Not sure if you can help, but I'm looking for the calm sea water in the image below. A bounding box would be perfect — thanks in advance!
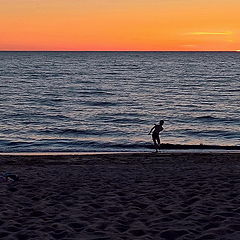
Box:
[0,51,239,152]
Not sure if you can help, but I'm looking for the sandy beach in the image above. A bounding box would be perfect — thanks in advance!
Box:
[1,152,240,239]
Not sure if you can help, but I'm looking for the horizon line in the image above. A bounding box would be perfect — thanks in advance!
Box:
[0,50,239,52]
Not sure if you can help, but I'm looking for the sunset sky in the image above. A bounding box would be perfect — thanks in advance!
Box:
[0,0,240,51]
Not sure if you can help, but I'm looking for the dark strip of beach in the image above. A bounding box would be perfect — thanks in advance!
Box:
[0,150,240,239]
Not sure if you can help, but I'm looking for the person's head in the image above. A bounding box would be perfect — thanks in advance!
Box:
[159,120,164,125]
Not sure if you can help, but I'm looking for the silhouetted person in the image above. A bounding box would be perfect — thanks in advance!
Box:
[149,120,164,152]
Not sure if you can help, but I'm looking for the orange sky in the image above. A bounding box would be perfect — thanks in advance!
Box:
[0,0,240,51]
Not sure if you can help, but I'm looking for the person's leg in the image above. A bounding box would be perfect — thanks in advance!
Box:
[152,136,158,152]
[156,135,161,151]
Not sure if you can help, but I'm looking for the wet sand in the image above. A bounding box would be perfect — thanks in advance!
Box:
[1,152,240,239]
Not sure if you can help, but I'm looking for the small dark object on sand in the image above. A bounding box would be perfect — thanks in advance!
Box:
[0,173,19,182]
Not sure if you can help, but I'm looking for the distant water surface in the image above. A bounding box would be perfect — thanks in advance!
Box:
[0,51,239,152]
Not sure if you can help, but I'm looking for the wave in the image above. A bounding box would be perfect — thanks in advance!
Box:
[83,101,119,107]
[184,129,239,138]
[195,116,239,123]
[5,113,71,121]
[112,118,147,124]
[76,90,115,96]
[39,128,123,136]
[196,116,216,120]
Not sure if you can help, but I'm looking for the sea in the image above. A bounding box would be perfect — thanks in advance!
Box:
[0,51,239,152]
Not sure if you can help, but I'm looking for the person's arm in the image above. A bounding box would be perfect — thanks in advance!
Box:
[148,126,155,135]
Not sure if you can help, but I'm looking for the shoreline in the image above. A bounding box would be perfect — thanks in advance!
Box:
[0,151,239,166]
[0,142,240,156]
[0,143,239,155]
[0,149,240,156]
